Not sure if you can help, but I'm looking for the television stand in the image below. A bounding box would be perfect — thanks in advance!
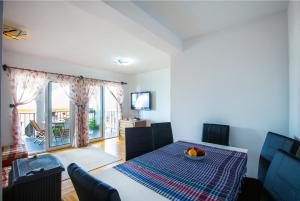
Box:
[119,119,147,136]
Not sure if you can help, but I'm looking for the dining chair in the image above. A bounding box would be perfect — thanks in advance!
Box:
[263,150,300,201]
[238,150,300,201]
[125,127,153,160]
[258,132,295,182]
[68,163,121,201]
[151,122,174,150]
[202,123,230,146]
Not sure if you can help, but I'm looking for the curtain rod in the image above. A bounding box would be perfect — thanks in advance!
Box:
[2,64,127,85]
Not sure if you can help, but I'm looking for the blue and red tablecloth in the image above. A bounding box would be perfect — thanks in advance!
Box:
[114,141,247,201]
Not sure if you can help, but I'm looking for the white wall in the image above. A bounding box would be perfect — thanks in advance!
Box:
[171,12,289,178]
[128,68,170,124]
[288,1,300,138]
[1,50,130,145]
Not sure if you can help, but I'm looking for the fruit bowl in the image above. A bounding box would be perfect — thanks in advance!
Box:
[184,147,206,160]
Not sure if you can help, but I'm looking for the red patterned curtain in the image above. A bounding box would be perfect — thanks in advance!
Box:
[5,67,124,147]
[55,75,97,147]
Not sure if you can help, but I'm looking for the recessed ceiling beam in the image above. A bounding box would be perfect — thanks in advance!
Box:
[69,1,182,55]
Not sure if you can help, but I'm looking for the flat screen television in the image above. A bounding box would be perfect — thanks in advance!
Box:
[131,91,151,110]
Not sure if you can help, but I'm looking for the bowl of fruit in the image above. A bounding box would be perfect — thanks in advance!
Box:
[184,147,206,160]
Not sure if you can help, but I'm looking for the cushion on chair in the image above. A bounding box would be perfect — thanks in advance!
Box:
[2,144,28,167]
[68,163,121,201]
[259,132,295,182]
[125,127,153,161]
[151,122,173,149]
[264,150,300,201]
[202,123,230,146]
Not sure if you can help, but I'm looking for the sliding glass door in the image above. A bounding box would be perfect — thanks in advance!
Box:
[18,89,46,154]
[104,87,120,138]
[18,80,121,154]
[48,82,71,148]
[88,86,103,140]
[44,83,121,151]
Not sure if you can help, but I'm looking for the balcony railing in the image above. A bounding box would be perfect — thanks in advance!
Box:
[19,112,36,135]
[52,111,70,122]
[104,111,119,130]
[19,110,119,132]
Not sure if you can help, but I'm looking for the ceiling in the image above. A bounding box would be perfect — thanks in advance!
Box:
[3,1,170,74]
[3,1,288,74]
[135,1,288,40]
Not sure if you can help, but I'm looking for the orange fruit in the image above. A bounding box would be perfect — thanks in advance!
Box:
[188,148,197,156]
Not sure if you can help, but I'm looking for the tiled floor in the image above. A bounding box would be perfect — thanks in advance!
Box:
[23,136,71,154]
[24,137,45,154]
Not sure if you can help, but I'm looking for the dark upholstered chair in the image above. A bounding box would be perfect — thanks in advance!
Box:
[202,123,230,146]
[238,150,300,201]
[264,150,300,201]
[68,163,121,201]
[258,132,295,183]
[151,122,174,149]
[125,127,153,161]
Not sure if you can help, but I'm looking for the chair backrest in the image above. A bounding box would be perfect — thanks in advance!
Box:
[68,163,121,201]
[259,132,295,182]
[261,132,295,161]
[151,122,173,150]
[125,127,153,161]
[202,123,230,146]
[30,120,41,131]
[264,150,300,201]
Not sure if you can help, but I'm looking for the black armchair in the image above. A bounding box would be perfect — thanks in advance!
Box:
[68,163,121,201]
[238,150,300,201]
[258,132,295,182]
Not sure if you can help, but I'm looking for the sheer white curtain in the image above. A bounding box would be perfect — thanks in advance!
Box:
[7,68,48,144]
[105,83,124,120]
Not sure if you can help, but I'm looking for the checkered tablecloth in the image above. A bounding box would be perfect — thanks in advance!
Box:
[2,144,28,167]
[114,141,247,201]
[2,166,11,188]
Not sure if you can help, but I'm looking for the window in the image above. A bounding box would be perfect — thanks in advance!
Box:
[48,82,71,148]
[88,86,103,140]
[104,87,120,138]
[19,82,120,153]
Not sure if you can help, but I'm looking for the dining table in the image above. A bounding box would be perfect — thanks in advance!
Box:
[95,141,248,201]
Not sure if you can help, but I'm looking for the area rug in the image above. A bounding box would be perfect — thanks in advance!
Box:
[52,146,121,180]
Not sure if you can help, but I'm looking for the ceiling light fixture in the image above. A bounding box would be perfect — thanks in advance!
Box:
[114,57,133,66]
[3,24,27,40]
